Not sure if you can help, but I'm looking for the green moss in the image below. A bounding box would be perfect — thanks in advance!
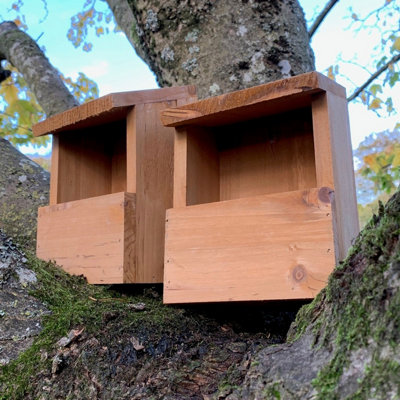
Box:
[262,383,281,399]
[0,254,189,399]
[290,192,400,398]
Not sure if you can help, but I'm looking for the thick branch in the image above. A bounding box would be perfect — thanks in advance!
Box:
[347,53,400,102]
[308,0,339,38]
[0,21,77,116]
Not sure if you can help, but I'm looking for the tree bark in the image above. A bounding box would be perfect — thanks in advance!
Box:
[0,21,77,117]
[0,138,49,250]
[0,21,77,249]
[108,0,315,98]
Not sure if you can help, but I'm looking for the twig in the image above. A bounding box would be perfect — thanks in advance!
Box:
[347,53,400,102]
[309,0,340,38]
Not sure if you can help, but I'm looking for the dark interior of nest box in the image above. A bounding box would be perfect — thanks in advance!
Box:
[185,107,317,206]
[55,120,127,203]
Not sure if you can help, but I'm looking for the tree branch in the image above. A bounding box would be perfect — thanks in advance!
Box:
[308,0,340,38]
[347,53,400,102]
[0,21,77,116]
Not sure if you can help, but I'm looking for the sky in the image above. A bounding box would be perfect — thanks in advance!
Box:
[0,0,398,155]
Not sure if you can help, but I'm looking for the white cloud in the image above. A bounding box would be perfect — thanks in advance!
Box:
[79,60,110,79]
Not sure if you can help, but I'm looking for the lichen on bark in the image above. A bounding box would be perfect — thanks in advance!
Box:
[109,0,315,98]
[0,138,49,251]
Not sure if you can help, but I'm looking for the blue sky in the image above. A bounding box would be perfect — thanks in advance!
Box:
[0,0,398,154]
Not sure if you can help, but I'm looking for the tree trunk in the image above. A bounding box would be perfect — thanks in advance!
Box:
[108,0,315,98]
[0,21,79,249]
[0,138,49,250]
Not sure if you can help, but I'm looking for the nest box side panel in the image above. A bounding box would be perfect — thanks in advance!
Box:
[37,192,135,284]
[164,187,335,304]
[312,92,359,261]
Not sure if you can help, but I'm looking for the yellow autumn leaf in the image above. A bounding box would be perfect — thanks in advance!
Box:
[13,18,22,27]
[360,92,367,104]
[369,98,382,110]
[392,37,400,52]
[96,27,104,36]
[1,84,19,106]
[363,154,377,168]
[392,146,400,167]
[327,66,335,80]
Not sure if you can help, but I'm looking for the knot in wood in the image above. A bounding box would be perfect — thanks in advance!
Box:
[318,187,333,203]
[292,264,306,282]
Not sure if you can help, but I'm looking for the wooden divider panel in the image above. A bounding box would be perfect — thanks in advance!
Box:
[134,101,177,282]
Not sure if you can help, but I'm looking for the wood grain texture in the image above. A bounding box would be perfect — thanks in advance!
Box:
[186,126,220,206]
[55,121,126,203]
[33,85,197,137]
[49,134,59,206]
[312,92,359,261]
[164,188,335,304]
[218,108,316,200]
[134,101,177,283]
[161,72,346,128]
[37,192,135,284]
[173,127,188,208]
[126,107,137,194]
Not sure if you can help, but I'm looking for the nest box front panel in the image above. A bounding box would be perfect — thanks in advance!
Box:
[164,187,335,304]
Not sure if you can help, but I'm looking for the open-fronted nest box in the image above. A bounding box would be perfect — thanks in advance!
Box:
[34,86,197,284]
[161,72,359,304]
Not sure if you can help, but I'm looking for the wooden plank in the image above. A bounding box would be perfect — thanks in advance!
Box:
[186,126,220,206]
[161,72,346,128]
[312,92,359,261]
[126,107,137,193]
[111,123,127,193]
[33,86,197,137]
[164,188,335,304]
[36,192,136,284]
[134,101,177,283]
[123,192,136,283]
[311,94,334,189]
[219,108,316,201]
[173,127,188,208]
[49,134,59,205]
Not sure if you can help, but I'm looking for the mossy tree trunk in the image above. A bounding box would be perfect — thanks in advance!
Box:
[107,0,315,98]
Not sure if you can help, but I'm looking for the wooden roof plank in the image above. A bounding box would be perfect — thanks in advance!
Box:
[161,72,346,128]
[33,85,197,137]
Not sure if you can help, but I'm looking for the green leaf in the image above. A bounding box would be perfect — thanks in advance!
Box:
[370,84,382,96]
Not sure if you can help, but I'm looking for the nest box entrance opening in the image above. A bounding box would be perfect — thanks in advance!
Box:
[184,107,316,207]
[53,120,127,203]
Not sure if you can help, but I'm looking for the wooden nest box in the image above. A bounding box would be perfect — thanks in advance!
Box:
[161,72,359,304]
[34,86,197,284]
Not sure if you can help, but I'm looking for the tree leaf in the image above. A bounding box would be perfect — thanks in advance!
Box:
[392,37,400,52]
[370,84,382,96]
[368,98,382,110]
